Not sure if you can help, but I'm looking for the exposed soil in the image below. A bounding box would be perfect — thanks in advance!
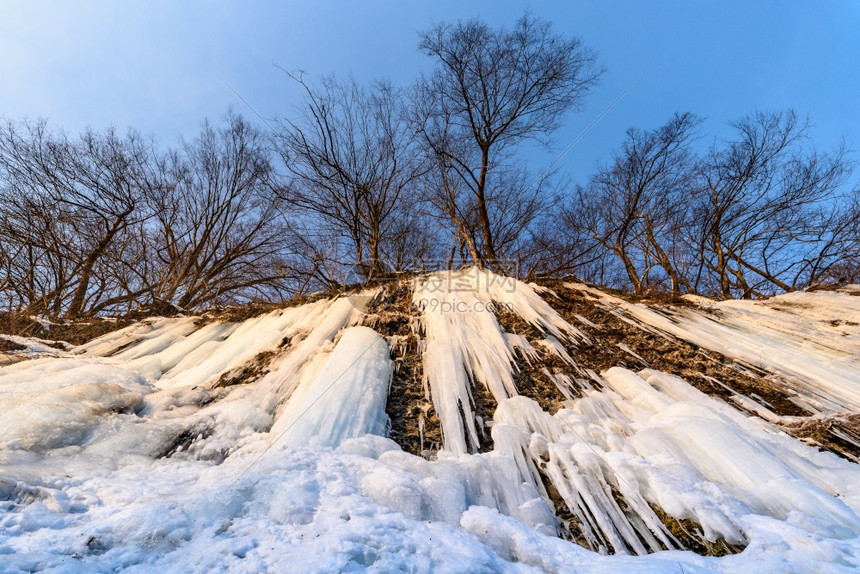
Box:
[200,292,335,326]
[784,414,860,462]
[212,344,287,389]
[495,308,576,413]
[0,292,336,347]
[0,337,26,352]
[469,375,498,453]
[806,284,860,296]
[0,312,136,346]
[650,505,745,557]
[363,283,443,457]
[537,281,807,413]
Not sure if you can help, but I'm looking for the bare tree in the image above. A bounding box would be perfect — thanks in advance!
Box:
[277,74,428,282]
[0,119,154,318]
[144,113,297,309]
[414,12,601,268]
[0,193,67,315]
[0,114,301,318]
[790,190,860,288]
[573,113,702,295]
[566,110,857,298]
[696,110,852,298]
[520,187,609,280]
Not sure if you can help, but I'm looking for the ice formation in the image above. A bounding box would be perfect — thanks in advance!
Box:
[567,282,860,414]
[1,272,860,572]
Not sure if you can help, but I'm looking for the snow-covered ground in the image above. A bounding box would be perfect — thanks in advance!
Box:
[1,271,859,572]
[0,335,70,367]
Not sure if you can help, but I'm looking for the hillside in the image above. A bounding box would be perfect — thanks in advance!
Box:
[1,269,859,572]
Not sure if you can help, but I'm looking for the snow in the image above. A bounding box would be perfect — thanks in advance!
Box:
[0,358,153,451]
[2,276,860,572]
[0,335,70,369]
[0,334,69,356]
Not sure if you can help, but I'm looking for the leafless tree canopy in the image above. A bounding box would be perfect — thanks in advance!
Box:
[145,113,298,309]
[0,114,299,319]
[276,74,431,283]
[1,13,857,321]
[565,110,858,297]
[0,120,153,318]
[694,111,854,297]
[571,113,703,296]
[413,12,602,269]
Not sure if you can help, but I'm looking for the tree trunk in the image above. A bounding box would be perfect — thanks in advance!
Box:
[475,148,498,266]
[616,245,642,295]
[65,210,132,318]
[644,217,688,296]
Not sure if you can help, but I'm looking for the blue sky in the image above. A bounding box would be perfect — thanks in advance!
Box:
[1,1,858,179]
